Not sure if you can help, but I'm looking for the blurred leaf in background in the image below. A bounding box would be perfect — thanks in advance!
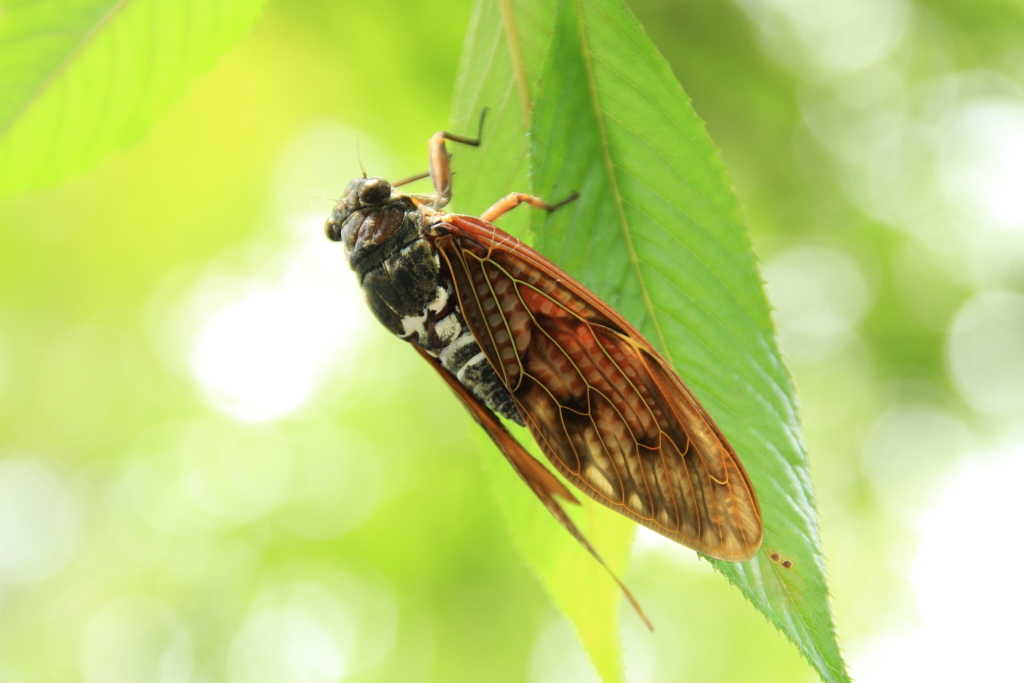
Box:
[0,0,268,196]
[1,1,1023,682]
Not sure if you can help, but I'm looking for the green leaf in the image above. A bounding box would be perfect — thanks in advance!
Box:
[472,428,636,683]
[452,0,847,680]
[450,2,634,682]
[448,0,553,232]
[0,0,266,198]
[529,1,849,682]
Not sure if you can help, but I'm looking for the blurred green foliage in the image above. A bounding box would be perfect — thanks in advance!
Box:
[0,0,268,196]
[2,0,1024,682]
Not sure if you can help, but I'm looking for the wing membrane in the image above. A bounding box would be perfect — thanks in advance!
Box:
[433,214,762,562]
[412,344,652,629]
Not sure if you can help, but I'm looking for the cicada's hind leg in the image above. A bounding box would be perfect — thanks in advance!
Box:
[479,191,579,222]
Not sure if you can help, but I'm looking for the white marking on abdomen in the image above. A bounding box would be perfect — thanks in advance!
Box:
[434,313,461,345]
[439,333,477,365]
[427,286,449,313]
[400,313,427,338]
[456,351,488,382]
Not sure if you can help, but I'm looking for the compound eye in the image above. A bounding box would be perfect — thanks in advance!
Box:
[358,178,391,204]
[325,217,341,242]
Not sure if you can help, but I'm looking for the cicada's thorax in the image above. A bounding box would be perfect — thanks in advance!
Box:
[325,177,522,425]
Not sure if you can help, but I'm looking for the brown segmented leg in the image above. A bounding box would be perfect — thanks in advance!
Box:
[425,109,488,208]
[480,191,580,222]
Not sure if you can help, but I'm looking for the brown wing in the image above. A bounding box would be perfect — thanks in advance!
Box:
[431,214,762,562]
[411,344,653,630]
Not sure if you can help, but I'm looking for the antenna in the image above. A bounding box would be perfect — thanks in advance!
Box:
[355,138,367,178]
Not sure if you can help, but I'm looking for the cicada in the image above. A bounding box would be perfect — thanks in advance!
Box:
[325,114,762,623]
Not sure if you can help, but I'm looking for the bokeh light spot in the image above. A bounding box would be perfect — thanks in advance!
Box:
[853,448,1024,681]
[126,419,293,530]
[737,0,910,78]
[229,603,350,683]
[862,402,967,507]
[192,285,326,420]
[188,230,367,422]
[227,574,398,683]
[764,246,873,364]
[529,616,600,683]
[938,98,1024,232]
[80,596,192,683]
[0,458,76,584]
[947,290,1024,415]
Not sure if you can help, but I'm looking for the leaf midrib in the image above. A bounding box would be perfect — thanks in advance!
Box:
[499,0,531,120]
[571,0,673,366]
[572,5,841,677]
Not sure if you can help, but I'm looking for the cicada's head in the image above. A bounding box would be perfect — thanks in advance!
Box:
[324,177,392,243]
[325,177,418,277]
